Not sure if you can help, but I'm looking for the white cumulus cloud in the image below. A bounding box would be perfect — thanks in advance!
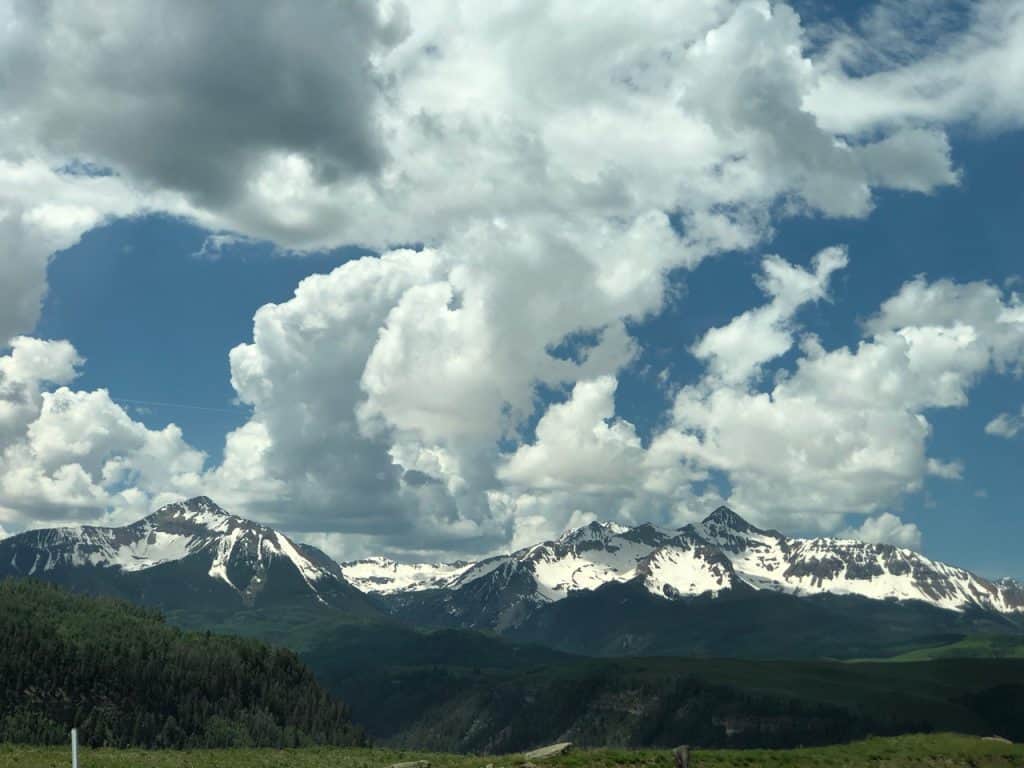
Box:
[986,408,1024,438]
[841,512,922,549]
[693,247,848,384]
[668,271,1023,532]
[0,0,1022,558]
[0,338,206,531]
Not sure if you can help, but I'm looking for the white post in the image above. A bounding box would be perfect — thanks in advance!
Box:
[71,728,78,768]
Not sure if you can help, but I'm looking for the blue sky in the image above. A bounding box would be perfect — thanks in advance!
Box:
[26,126,1022,576]
[1,0,1022,571]
[36,219,365,460]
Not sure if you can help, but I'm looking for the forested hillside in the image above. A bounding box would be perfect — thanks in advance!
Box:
[318,652,1024,753]
[0,580,365,749]
[177,604,1024,753]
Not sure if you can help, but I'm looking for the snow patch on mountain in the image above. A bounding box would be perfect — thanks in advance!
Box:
[641,545,735,598]
[449,555,514,588]
[527,523,666,601]
[687,512,1021,614]
[115,531,196,572]
[208,527,244,588]
[340,556,478,595]
[351,506,1024,616]
[1,496,342,603]
[9,497,1018,618]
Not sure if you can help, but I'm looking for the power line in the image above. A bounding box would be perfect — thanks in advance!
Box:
[111,397,246,415]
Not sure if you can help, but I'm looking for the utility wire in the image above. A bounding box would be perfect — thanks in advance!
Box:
[111,397,246,415]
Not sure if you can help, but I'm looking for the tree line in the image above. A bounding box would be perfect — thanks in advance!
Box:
[0,579,366,749]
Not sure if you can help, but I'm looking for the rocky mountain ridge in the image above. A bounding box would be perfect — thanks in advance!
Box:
[0,496,370,612]
[343,506,1024,628]
[2,497,1019,625]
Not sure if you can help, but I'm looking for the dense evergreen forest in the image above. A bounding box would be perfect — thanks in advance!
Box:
[319,651,1024,752]
[0,580,365,749]
[187,605,1024,753]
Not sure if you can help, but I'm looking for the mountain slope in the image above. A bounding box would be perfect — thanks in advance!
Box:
[0,579,364,748]
[354,507,1023,636]
[3,498,1020,662]
[341,555,479,595]
[693,507,1020,612]
[309,628,1024,751]
[506,580,1021,658]
[166,599,1024,752]
[0,496,377,614]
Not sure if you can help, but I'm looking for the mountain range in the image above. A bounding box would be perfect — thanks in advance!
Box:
[1,496,1021,658]
[342,504,1024,628]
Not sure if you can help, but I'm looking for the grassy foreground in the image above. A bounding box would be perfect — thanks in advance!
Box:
[3,734,1022,768]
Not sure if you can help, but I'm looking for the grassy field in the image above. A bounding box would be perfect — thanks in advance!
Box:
[3,734,1023,768]
[878,635,1024,662]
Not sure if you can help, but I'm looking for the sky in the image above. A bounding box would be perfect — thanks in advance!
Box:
[0,0,1022,577]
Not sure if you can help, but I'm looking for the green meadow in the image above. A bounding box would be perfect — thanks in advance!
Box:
[4,734,1024,768]
[878,635,1024,662]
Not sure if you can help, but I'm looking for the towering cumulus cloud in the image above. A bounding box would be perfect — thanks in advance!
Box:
[0,0,1022,556]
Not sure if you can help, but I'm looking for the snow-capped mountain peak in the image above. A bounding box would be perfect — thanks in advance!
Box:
[8,499,1017,623]
[0,497,359,610]
[149,495,235,529]
[556,519,631,544]
[348,507,1024,623]
[702,505,758,532]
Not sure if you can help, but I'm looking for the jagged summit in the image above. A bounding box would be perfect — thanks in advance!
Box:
[0,496,369,612]
[345,506,1024,623]
[4,498,1023,624]
[144,496,240,530]
[700,505,757,532]
[556,519,630,544]
[169,495,229,516]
